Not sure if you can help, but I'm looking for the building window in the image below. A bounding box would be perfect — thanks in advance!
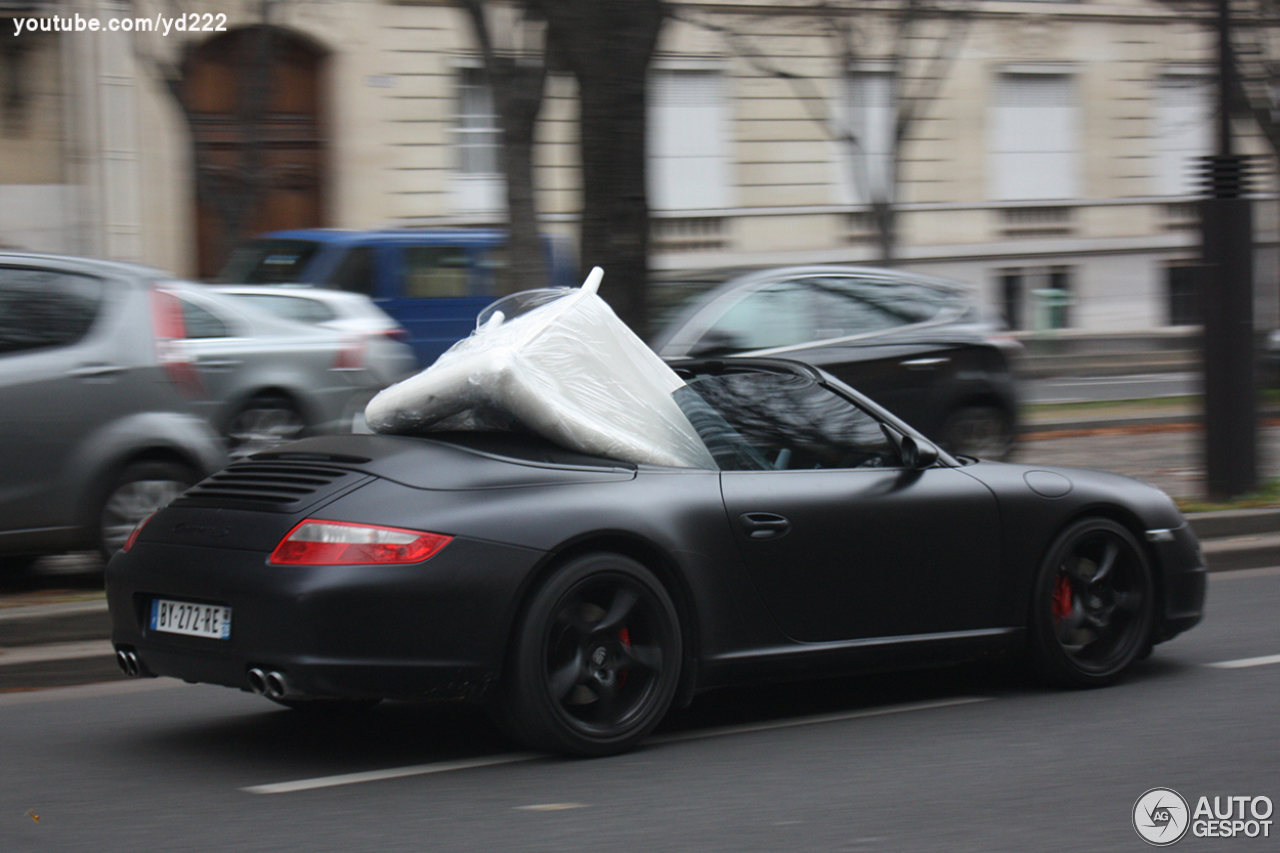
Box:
[1000,270,1024,331]
[648,69,730,211]
[989,72,1079,201]
[1154,72,1213,197]
[452,67,503,214]
[835,70,895,205]
[1166,263,1200,326]
[999,266,1073,331]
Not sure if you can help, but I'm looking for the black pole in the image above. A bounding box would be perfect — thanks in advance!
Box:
[1200,0,1256,499]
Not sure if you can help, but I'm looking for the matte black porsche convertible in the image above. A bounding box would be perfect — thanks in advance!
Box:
[106,358,1205,756]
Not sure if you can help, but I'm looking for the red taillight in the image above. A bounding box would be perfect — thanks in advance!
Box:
[332,336,367,371]
[268,520,452,565]
[122,511,157,553]
[384,327,410,343]
[151,287,205,397]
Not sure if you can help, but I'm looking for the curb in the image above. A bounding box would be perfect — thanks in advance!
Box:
[0,600,110,650]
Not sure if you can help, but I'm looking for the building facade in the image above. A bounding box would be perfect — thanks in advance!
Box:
[1,0,1275,333]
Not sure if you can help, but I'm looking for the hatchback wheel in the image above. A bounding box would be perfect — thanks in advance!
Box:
[1028,518,1154,687]
[99,461,198,558]
[498,553,682,757]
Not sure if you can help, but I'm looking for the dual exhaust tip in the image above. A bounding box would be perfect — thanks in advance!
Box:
[115,648,146,678]
[246,667,296,701]
[114,651,296,700]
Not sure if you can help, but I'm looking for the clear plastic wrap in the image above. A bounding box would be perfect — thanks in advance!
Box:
[364,268,716,469]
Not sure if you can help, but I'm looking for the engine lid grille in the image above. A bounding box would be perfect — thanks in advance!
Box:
[174,460,374,513]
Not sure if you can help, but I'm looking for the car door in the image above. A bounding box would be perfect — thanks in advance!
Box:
[684,369,1001,643]
[0,265,119,532]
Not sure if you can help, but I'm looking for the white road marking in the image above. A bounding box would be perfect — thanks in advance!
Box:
[515,803,588,811]
[242,754,542,795]
[0,640,114,667]
[242,695,991,795]
[1206,653,1280,669]
[648,696,991,745]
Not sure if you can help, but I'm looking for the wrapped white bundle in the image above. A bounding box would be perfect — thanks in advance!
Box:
[364,268,715,469]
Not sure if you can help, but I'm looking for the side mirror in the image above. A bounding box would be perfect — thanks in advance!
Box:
[881,424,939,470]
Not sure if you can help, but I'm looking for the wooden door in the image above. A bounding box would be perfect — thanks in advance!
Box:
[184,27,326,278]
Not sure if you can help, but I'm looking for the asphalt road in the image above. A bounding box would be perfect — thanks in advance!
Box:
[4,568,1277,853]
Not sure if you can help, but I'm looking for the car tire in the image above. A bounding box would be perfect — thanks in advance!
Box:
[940,405,1014,460]
[226,395,307,460]
[1027,518,1154,688]
[497,553,682,757]
[98,461,199,559]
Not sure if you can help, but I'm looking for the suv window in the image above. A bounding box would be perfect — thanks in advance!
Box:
[0,267,104,355]
[216,239,322,284]
[403,246,469,298]
[809,276,918,339]
[325,245,376,297]
[697,281,812,353]
[676,372,896,471]
[474,245,511,296]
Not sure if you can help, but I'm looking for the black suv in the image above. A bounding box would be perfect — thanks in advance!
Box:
[651,266,1021,459]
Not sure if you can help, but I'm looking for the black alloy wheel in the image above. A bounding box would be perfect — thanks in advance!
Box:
[498,553,682,757]
[1029,517,1154,687]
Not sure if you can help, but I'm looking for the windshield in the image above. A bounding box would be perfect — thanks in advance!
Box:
[216,239,323,284]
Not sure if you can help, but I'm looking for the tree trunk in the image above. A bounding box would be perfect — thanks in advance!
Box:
[530,0,665,338]
[459,1,548,294]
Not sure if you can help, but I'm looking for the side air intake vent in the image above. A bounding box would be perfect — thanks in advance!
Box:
[174,461,374,513]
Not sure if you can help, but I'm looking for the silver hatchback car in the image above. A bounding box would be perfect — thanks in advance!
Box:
[163,282,410,459]
[0,255,227,566]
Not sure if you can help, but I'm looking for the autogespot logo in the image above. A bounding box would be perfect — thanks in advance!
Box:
[1134,788,1190,846]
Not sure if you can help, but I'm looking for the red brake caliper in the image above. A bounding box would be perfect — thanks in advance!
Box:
[618,627,631,687]
[1051,574,1073,621]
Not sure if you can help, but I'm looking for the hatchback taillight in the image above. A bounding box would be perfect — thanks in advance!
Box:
[331,337,367,371]
[268,520,452,565]
[151,287,205,397]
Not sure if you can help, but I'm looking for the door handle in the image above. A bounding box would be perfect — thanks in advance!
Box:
[739,512,792,540]
[900,357,950,370]
[196,359,242,369]
[67,364,125,379]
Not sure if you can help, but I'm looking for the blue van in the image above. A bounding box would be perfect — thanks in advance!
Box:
[216,229,578,366]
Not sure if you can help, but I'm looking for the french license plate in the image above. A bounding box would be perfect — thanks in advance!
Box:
[150,598,232,640]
